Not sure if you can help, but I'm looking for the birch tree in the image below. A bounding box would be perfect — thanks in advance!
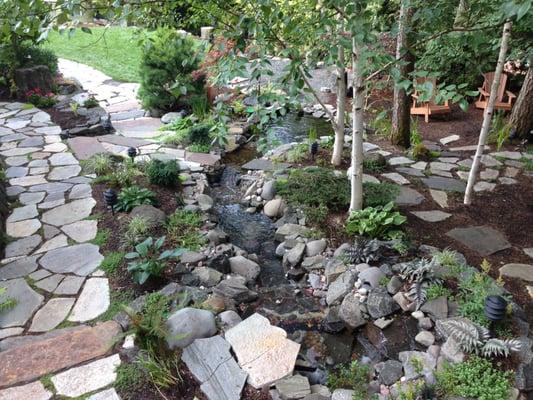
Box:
[332,34,347,166]
[350,38,365,211]
[464,21,512,205]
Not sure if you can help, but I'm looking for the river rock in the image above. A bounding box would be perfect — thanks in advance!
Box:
[420,296,448,320]
[225,313,300,388]
[197,194,214,211]
[264,198,286,218]
[338,292,366,329]
[331,389,355,400]
[415,331,435,347]
[261,180,276,200]
[217,310,242,331]
[375,360,403,386]
[306,239,327,257]
[130,205,165,228]
[275,224,311,241]
[398,351,436,380]
[229,256,260,282]
[165,308,217,349]
[283,242,306,269]
[366,288,400,319]
[192,267,223,287]
[358,267,385,289]
[207,254,231,273]
[326,271,356,305]
[213,276,258,303]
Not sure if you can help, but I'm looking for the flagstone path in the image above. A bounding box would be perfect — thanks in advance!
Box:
[0,102,121,399]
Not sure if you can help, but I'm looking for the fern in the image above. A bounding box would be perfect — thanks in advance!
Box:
[342,238,381,264]
[481,338,522,358]
[400,258,441,310]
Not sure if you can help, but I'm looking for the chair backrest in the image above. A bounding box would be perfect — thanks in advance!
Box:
[415,77,438,105]
[483,72,508,102]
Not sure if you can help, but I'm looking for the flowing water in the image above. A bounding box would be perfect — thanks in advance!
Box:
[266,113,335,145]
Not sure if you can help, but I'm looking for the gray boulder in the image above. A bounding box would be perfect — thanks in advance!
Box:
[264,198,286,218]
[375,360,403,386]
[165,307,217,349]
[358,267,385,289]
[283,242,306,269]
[366,288,400,319]
[196,194,214,211]
[327,271,356,305]
[276,375,311,399]
[229,256,260,282]
[306,239,327,257]
[130,205,165,228]
[338,292,366,329]
[261,180,276,200]
[213,276,258,303]
[192,267,223,287]
[217,310,242,331]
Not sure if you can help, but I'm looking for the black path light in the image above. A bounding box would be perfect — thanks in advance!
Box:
[103,188,118,215]
[310,141,319,161]
[484,295,507,322]
[127,146,137,161]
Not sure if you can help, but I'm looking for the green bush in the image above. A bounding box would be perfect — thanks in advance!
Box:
[137,29,204,111]
[327,360,370,400]
[363,182,400,208]
[346,202,406,239]
[146,159,181,188]
[436,356,511,400]
[23,45,58,74]
[116,186,158,212]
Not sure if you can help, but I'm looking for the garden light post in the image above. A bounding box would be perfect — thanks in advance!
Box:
[310,141,318,161]
[127,147,137,161]
[484,295,507,335]
[104,188,118,215]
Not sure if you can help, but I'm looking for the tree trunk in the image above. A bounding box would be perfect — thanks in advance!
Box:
[391,0,414,148]
[350,37,364,212]
[509,67,533,140]
[332,41,347,166]
[464,22,512,205]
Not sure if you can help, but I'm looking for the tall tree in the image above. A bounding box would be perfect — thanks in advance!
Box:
[350,37,365,211]
[509,67,533,140]
[332,32,347,166]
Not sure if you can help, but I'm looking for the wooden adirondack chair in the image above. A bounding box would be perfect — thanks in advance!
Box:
[475,72,516,111]
[410,77,451,123]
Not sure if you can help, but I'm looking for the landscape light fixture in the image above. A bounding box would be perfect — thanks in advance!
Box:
[103,188,118,215]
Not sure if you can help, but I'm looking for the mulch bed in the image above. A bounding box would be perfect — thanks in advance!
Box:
[43,106,89,130]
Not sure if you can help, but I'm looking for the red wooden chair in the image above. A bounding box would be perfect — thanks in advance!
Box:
[410,77,451,123]
[475,72,516,111]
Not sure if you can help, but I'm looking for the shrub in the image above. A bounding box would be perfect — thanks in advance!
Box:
[189,94,210,119]
[125,236,184,284]
[116,186,158,212]
[363,182,400,208]
[94,162,143,188]
[26,88,56,107]
[82,153,114,176]
[327,360,370,400]
[187,122,212,146]
[285,143,309,163]
[346,202,406,239]
[83,96,99,108]
[188,143,210,153]
[137,29,204,111]
[436,356,511,400]
[166,209,205,250]
[426,282,453,301]
[146,160,181,188]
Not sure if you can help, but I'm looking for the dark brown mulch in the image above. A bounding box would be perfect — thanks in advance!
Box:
[42,106,88,130]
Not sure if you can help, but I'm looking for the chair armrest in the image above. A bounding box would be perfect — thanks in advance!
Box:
[478,88,490,96]
[506,90,516,99]
[412,93,419,99]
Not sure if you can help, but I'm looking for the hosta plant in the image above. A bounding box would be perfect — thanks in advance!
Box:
[345,202,406,240]
[125,237,184,285]
[400,258,441,310]
[116,186,158,212]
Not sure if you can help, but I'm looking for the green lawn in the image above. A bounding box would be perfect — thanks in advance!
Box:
[45,27,143,82]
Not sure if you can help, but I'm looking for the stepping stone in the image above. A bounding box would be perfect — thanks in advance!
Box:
[431,170,453,178]
[52,354,121,397]
[440,135,460,145]
[68,278,110,322]
[446,226,511,256]
[19,137,44,148]
[480,169,499,180]
[478,154,502,167]
[61,220,98,242]
[382,172,410,185]
[491,151,522,160]
[388,156,414,166]
[29,297,75,332]
[411,210,452,222]
[504,167,519,178]
[9,174,47,187]
[7,204,38,223]
[42,198,96,226]
[499,264,533,282]
[394,186,425,206]
[0,327,24,340]
[29,166,49,175]
[49,153,78,166]
[97,134,150,148]
[35,126,61,135]
[5,166,28,178]
[242,158,290,171]
[43,142,67,153]
[499,177,517,185]
[5,120,30,130]
[0,321,120,387]
[6,186,25,198]
[183,336,247,400]
[31,152,51,160]
[0,133,26,142]
[430,162,456,171]
[54,276,85,295]
[43,224,59,240]
[29,182,73,193]
[32,111,51,123]
[0,278,44,328]
[0,381,53,400]
[19,191,46,205]
[0,256,39,280]
[523,248,533,259]
[69,183,92,199]
[1,146,40,157]
[113,117,162,138]
[29,269,51,281]
[363,174,380,184]
[48,165,81,181]
[87,389,120,400]
[34,274,65,292]
[474,181,496,192]
[39,244,104,276]
[67,137,107,160]
[396,167,425,177]
[5,235,41,258]
[225,313,300,388]
[456,170,469,180]
[438,157,459,163]
[185,152,221,166]
[7,218,41,238]
[5,156,29,166]
[421,177,466,193]
[450,145,484,152]
[429,189,448,208]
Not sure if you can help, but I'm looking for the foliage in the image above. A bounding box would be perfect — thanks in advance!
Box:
[488,111,511,150]
[166,210,205,250]
[341,238,381,264]
[0,287,17,313]
[82,153,114,176]
[125,236,184,284]
[1,44,58,78]
[433,248,466,277]
[440,319,521,358]
[26,88,56,107]
[124,216,152,248]
[301,204,329,226]
[346,202,407,240]
[100,251,125,275]
[83,96,99,108]
[400,258,441,310]
[521,156,533,171]
[426,283,453,301]
[327,360,370,400]
[91,228,109,247]
[95,162,143,188]
[116,186,158,212]
[146,160,181,188]
[412,143,431,161]
[369,109,392,137]
[436,356,512,400]
[275,167,350,211]
[115,362,148,393]
[189,94,210,119]
[188,143,211,153]
[363,182,400,208]
[363,158,386,173]
[136,350,182,389]
[286,143,309,163]
[137,29,204,111]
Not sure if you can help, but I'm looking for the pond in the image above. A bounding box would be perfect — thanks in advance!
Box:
[266,113,334,145]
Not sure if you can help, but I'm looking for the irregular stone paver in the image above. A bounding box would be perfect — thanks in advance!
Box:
[0,381,52,400]
[19,191,45,205]
[382,172,410,185]
[183,335,247,400]
[429,189,448,208]
[41,197,96,226]
[499,264,533,282]
[6,218,41,238]
[61,220,98,242]
[388,156,414,166]
[480,169,499,180]
[9,174,47,187]
[474,181,496,192]
[524,248,533,259]
[88,389,121,400]
[34,234,68,254]
[0,321,120,388]
[34,274,64,292]
[439,134,460,145]
[29,297,75,332]
[446,226,511,256]
[54,276,85,295]
[69,183,92,199]
[5,235,42,258]
[242,158,290,171]
[68,278,110,322]
[39,243,103,276]
[49,152,79,166]
[225,313,300,388]
[421,176,466,193]
[411,210,452,222]
[0,256,38,280]
[0,278,44,328]
[394,186,425,206]
[0,327,24,340]
[48,165,81,180]
[67,136,107,160]
[51,354,121,397]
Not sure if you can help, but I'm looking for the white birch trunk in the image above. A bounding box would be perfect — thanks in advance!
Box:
[331,42,347,166]
[350,37,364,212]
[464,21,512,205]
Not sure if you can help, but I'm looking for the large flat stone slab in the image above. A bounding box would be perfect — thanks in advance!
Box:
[41,198,95,226]
[48,165,81,181]
[242,158,290,171]
[411,210,452,222]
[499,264,533,282]
[183,335,247,400]
[61,219,98,242]
[0,256,39,279]
[225,313,300,388]
[7,204,38,223]
[97,134,150,147]
[113,117,162,138]
[394,186,425,206]
[0,381,52,400]
[5,235,42,258]
[68,278,110,321]
[67,136,107,160]
[0,321,120,388]
[49,152,79,166]
[39,243,104,276]
[29,297,75,332]
[446,226,511,256]
[421,177,466,193]
[6,218,41,238]
[0,278,44,328]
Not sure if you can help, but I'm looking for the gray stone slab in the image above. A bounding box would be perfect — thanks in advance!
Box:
[68,278,110,322]
[19,136,44,148]
[446,226,511,256]
[41,198,96,226]
[48,165,81,181]
[421,177,466,193]
[5,156,29,167]
[396,167,425,177]
[7,204,38,223]
[69,184,92,200]
[61,220,98,242]
[5,235,42,258]
[34,274,65,292]
[5,166,28,178]
[411,210,452,222]
[19,191,46,205]
[97,134,150,147]
[394,186,425,206]
[67,137,107,161]
[54,276,85,295]
[29,182,73,193]
[39,244,104,276]
[29,269,52,281]
[242,158,290,171]
[29,297,75,332]
[0,278,44,328]
[49,153,79,166]
[0,256,39,280]
[499,263,533,282]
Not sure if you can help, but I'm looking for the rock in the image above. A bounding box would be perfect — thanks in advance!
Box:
[197,194,214,211]
[39,244,104,276]
[181,251,207,264]
[165,308,217,349]
[207,229,228,245]
[6,218,41,238]
[229,256,260,282]
[68,278,110,322]
[218,310,242,331]
[48,165,81,181]
[499,263,533,282]
[324,259,347,284]
[420,296,448,321]
[302,255,325,271]
[264,198,286,218]
[415,331,435,347]
[161,111,184,124]
[327,271,356,305]
[7,205,38,223]
[364,152,386,166]
[87,389,120,400]
[306,239,327,257]
[382,172,410,185]
[392,292,413,312]
[388,156,414,166]
[13,65,54,96]
[440,336,465,363]
[225,313,300,388]
[446,226,511,257]
[358,267,385,289]
[61,220,98,243]
[0,380,52,400]
[130,205,165,228]
[49,152,79,166]
[284,243,306,269]
[440,135,460,145]
[182,335,247,400]
[276,375,311,399]
[213,276,258,303]
[411,210,452,222]
[192,267,223,287]
[338,292,367,329]
[366,288,400,319]
[421,177,466,193]
[262,181,276,200]
[0,278,44,328]
[242,158,290,171]
[0,256,39,280]
[51,354,121,398]
[387,276,403,295]
[41,198,95,226]
[375,360,403,386]
[331,389,355,400]
[54,276,85,295]
[5,235,42,258]
[275,224,311,241]
[398,351,436,380]
[207,254,231,273]
[474,181,496,192]
[29,298,75,332]
[429,189,448,208]
[394,186,425,206]
[373,317,394,329]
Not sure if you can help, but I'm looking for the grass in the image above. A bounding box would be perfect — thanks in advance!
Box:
[44,27,144,82]
[91,228,110,247]
[100,251,125,275]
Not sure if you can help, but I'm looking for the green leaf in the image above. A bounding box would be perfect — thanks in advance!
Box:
[124,252,139,259]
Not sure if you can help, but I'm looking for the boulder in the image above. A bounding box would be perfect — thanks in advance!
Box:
[283,243,306,269]
[261,181,276,200]
[420,296,448,321]
[197,194,214,211]
[326,271,356,305]
[338,292,366,329]
[165,308,217,349]
[207,254,231,274]
[213,276,258,303]
[358,267,385,289]
[305,239,327,257]
[229,256,260,282]
[217,310,242,331]
[130,205,165,228]
[375,360,403,386]
[206,229,228,245]
[276,375,311,399]
[264,198,286,218]
[192,267,223,287]
[275,224,311,242]
[415,331,435,347]
[366,288,400,319]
